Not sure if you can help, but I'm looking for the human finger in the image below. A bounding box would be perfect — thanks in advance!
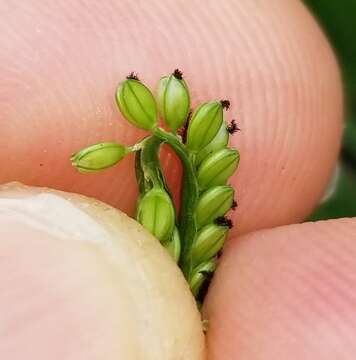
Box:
[204,217,356,359]
[0,0,342,234]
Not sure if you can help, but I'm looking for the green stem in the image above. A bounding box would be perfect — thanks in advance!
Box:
[153,127,199,279]
[137,136,176,198]
[139,136,165,190]
[134,149,146,196]
[135,135,178,232]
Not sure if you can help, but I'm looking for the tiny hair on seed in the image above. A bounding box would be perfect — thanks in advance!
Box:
[220,100,230,110]
[227,119,240,134]
[126,72,140,81]
[173,69,183,80]
[214,216,233,229]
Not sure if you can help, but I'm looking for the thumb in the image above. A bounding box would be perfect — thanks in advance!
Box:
[204,218,356,359]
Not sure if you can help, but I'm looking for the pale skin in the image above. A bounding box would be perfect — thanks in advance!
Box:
[0,0,354,358]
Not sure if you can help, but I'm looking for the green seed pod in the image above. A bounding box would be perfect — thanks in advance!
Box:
[186,101,226,152]
[137,188,175,243]
[195,186,234,229]
[189,260,216,297]
[116,78,157,130]
[195,119,229,165]
[191,224,228,266]
[70,143,128,173]
[163,227,181,263]
[156,70,190,131]
[197,148,240,189]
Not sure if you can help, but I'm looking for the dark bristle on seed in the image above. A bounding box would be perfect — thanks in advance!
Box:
[220,100,230,110]
[231,200,238,210]
[173,69,183,80]
[126,72,140,81]
[227,119,240,134]
[214,216,233,229]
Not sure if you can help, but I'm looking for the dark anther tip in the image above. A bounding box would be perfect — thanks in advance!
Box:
[173,69,183,80]
[227,119,240,134]
[220,100,231,110]
[126,72,140,81]
[214,216,233,229]
[231,200,238,210]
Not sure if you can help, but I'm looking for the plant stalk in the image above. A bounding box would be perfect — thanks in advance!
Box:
[153,127,199,279]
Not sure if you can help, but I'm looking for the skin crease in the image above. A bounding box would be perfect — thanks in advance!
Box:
[0,0,342,236]
[2,0,355,359]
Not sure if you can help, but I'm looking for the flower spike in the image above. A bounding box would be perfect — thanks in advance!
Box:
[71,69,240,303]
